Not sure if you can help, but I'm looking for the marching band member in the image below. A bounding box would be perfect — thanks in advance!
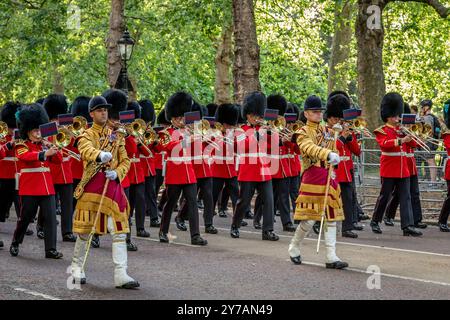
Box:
[155,108,171,215]
[370,93,422,236]
[211,104,240,222]
[103,89,138,251]
[0,102,26,244]
[43,94,77,242]
[286,102,302,214]
[10,104,63,259]
[125,101,152,238]
[231,91,279,241]
[383,103,427,229]
[156,91,208,246]
[138,99,160,228]
[326,94,362,238]
[71,95,139,288]
[288,95,348,269]
[438,99,450,232]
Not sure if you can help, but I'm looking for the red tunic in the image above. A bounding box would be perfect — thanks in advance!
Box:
[237,124,275,182]
[443,134,450,180]
[211,131,237,179]
[336,132,361,183]
[125,135,149,185]
[47,136,73,185]
[155,127,197,185]
[15,140,62,196]
[374,124,414,179]
[0,135,19,179]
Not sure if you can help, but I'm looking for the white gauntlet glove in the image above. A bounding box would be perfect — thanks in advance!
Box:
[99,151,113,164]
[105,170,118,180]
[328,152,341,166]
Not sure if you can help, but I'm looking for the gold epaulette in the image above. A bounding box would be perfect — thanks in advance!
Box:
[373,126,386,135]
[14,140,27,149]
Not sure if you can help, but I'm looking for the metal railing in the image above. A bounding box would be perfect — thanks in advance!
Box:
[354,138,447,220]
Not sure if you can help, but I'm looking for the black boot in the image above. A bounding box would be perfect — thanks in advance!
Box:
[342,230,358,238]
[191,235,208,246]
[370,221,382,234]
[205,225,218,234]
[403,226,422,237]
[136,229,150,238]
[91,234,100,248]
[159,231,169,243]
[415,222,427,229]
[230,225,240,238]
[9,243,19,256]
[175,217,187,231]
[326,261,349,269]
[262,230,279,241]
[45,249,63,259]
[126,240,138,251]
[282,223,296,232]
[63,233,77,242]
[218,209,227,218]
[150,219,161,228]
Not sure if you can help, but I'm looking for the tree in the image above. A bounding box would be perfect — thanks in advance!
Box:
[107,0,125,90]
[214,22,233,104]
[356,0,449,130]
[232,0,261,103]
[328,0,355,94]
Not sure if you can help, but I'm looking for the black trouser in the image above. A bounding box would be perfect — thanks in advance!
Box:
[372,177,414,229]
[0,179,20,222]
[289,175,300,212]
[13,195,56,252]
[234,181,274,232]
[350,170,364,218]
[145,175,158,221]
[385,175,422,224]
[179,178,214,226]
[123,187,133,242]
[160,183,199,237]
[37,184,73,236]
[340,182,356,232]
[213,177,239,214]
[439,180,450,225]
[129,183,146,231]
[218,184,231,212]
[254,178,292,226]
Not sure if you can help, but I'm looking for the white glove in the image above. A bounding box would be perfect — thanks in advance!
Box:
[99,151,113,163]
[105,170,118,180]
[328,152,341,166]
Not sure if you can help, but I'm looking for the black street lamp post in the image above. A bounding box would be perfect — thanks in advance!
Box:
[117,28,135,96]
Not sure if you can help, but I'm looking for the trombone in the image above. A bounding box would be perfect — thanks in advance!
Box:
[125,119,154,155]
[0,121,9,142]
[345,118,374,138]
[41,127,81,161]
[399,124,431,152]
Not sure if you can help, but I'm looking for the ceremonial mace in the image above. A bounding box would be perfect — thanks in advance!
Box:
[316,123,342,254]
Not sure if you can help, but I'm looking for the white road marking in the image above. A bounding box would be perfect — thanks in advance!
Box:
[14,288,61,300]
[293,260,450,287]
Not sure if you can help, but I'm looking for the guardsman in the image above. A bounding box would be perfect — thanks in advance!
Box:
[138,99,160,227]
[0,102,27,242]
[156,92,208,246]
[438,99,450,232]
[370,93,422,236]
[125,101,152,239]
[42,94,77,242]
[231,92,279,241]
[288,95,347,269]
[10,104,63,259]
[155,109,171,214]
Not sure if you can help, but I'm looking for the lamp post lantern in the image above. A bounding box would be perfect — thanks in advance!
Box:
[117,28,135,95]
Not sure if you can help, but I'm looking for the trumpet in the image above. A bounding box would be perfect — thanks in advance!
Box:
[260,116,291,139]
[185,119,220,148]
[69,116,87,137]
[125,119,154,154]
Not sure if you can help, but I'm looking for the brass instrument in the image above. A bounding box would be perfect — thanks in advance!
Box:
[69,116,87,137]
[0,121,8,142]
[346,117,374,138]
[42,127,81,161]
[262,116,291,139]
[399,124,431,152]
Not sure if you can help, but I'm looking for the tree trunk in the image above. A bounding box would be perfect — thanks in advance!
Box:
[214,23,233,105]
[328,0,354,94]
[356,0,386,131]
[52,66,64,95]
[232,0,261,104]
[106,0,124,89]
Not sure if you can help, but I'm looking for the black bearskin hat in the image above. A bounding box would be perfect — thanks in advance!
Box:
[139,99,156,124]
[216,104,239,126]
[206,103,218,117]
[157,108,171,125]
[242,91,266,118]
[35,98,45,106]
[70,96,92,122]
[102,89,128,120]
[403,102,411,114]
[326,94,351,119]
[1,101,21,128]
[165,91,193,121]
[191,101,204,118]
[127,101,142,119]
[381,92,404,122]
[328,90,350,101]
[43,94,68,120]
[267,94,287,116]
[16,103,49,140]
